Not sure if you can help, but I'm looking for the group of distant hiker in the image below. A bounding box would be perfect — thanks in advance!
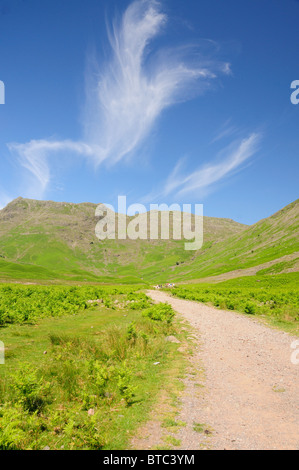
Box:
[153,283,175,289]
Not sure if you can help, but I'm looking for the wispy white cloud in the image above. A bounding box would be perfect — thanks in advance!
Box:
[0,190,11,210]
[145,133,261,201]
[210,118,238,143]
[6,0,230,200]
[83,0,230,166]
[7,140,94,199]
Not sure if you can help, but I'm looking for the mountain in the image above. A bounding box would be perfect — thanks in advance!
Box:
[0,197,298,283]
[170,198,299,282]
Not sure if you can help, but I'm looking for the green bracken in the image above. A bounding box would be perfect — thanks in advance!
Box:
[0,287,183,450]
[169,273,299,335]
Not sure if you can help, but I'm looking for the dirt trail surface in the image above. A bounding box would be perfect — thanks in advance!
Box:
[143,290,299,450]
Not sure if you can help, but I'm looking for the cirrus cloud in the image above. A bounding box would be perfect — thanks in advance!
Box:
[142,132,261,202]
[5,0,231,201]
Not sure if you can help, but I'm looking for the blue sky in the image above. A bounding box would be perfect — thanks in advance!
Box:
[0,0,298,224]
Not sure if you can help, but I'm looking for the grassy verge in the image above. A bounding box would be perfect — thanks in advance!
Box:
[169,273,299,336]
[0,287,184,450]
[130,315,201,451]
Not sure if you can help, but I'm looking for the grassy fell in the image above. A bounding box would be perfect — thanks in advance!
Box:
[0,197,298,284]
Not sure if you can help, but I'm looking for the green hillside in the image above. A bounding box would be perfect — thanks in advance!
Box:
[0,197,298,283]
[0,197,246,282]
[167,198,299,282]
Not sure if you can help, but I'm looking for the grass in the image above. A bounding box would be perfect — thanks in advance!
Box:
[0,285,185,450]
[193,422,210,434]
[169,273,299,335]
[162,435,181,447]
[0,284,150,326]
[162,417,186,430]
[0,197,297,450]
[2,197,297,285]
[129,317,193,451]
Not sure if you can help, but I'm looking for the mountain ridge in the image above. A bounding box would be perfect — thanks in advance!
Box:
[0,197,298,283]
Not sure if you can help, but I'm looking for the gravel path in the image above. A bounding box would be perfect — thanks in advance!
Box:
[146,290,299,450]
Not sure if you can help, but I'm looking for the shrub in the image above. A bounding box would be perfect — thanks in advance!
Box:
[12,365,49,413]
[244,303,256,315]
[126,322,138,344]
[143,303,175,324]
[226,301,235,310]
[117,363,137,406]
[94,363,109,397]
[0,405,27,449]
